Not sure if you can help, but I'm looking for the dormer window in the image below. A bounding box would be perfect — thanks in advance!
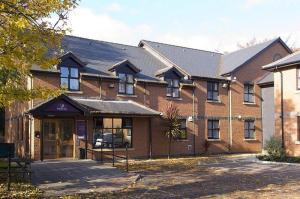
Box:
[166,79,180,98]
[118,73,134,95]
[60,66,80,91]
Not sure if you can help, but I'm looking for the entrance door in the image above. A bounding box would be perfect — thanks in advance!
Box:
[58,120,74,158]
[43,119,74,159]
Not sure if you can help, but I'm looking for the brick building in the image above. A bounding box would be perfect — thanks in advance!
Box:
[4,36,291,160]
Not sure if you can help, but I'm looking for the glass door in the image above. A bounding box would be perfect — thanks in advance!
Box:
[43,120,58,159]
[58,120,74,158]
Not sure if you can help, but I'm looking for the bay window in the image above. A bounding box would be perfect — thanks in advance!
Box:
[93,117,132,148]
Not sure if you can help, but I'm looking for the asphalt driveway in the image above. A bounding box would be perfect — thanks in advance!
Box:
[31,159,138,197]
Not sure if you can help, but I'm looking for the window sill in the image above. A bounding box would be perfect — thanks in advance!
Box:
[117,94,137,98]
[92,148,135,152]
[207,139,221,142]
[166,97,182,101]
[175,139,189,142]
[244,139,257,141]
[206,100,222,104]
[243,102,256,106]
[65,90,83,94]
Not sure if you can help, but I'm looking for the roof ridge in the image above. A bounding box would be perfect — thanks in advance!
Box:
[225,37,279,55]
[141,39,223,55]
[65,34,141,49]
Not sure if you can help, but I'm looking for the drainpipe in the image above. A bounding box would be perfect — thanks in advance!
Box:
[99,76,102,99]
[192,84,196,156]
[149,117,152,159]
[276,66,285,149]
[228,81,233,150]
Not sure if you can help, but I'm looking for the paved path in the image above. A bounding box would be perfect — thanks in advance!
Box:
[31,159,138,196]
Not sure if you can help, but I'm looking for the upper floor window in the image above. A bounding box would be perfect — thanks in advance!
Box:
[244,120,255,139]
[207,81,219,101]
[166,79,180,98]
[118,73,134,95]
[60,66,79,91]
[273,53,282,61]
[244,83,254,103]
[207,119,220,140]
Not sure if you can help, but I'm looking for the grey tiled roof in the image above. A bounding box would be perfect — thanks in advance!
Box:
[61,35,168,81]
[221,38,280,75]
[72,97,161,116]
[31,35,290,80]
[257,72,273,85]
[140,40,223,79]
[262,50,300,70]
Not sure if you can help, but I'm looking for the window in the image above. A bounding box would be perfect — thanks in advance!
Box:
[166,79,180,98]
[244,83,254,103]
[207,119,219,139]
[273,53,282,61]
[297,68,300,90]
[118,73,134,95]
[60,66,79,91]
[207,81,219,101]
[93,118,132,148]
[178,120,187,140]
[244,120,255,139]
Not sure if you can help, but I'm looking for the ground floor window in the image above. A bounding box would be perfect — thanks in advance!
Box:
[208,119,219,139]
[93,117,132,149]
[297,117,300,141]
[244,120,255,139]
[177,119,187,140]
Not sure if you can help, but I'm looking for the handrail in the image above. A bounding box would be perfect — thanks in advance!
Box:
[86,144,129,172]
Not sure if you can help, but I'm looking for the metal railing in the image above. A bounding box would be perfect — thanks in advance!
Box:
[86,143,129,172]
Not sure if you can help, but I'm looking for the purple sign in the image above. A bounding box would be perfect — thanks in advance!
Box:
[45,100,80,112]
[76,120,86,139]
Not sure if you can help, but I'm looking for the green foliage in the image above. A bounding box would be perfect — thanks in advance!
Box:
[0,0,78,107]
[163,103,183,140]
[163,103,184,158]
[264,136,285,161]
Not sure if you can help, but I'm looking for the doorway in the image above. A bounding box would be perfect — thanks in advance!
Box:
[43,119,74,159]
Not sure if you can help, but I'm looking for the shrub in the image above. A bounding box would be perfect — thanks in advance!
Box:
[264,136,285,160]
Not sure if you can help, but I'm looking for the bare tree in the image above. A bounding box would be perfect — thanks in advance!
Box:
[237,37,269,49]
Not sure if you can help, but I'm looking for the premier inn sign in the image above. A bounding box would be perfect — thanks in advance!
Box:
[45,99,80,113]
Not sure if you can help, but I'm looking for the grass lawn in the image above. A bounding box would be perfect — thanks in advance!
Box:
[0,160,42,199]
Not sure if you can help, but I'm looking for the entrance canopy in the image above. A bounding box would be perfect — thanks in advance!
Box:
[29,94,162,117]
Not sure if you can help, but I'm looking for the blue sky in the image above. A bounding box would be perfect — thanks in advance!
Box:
[67,0,300,52]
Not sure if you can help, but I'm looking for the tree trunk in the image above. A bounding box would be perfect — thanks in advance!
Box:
[168,135,171,159]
